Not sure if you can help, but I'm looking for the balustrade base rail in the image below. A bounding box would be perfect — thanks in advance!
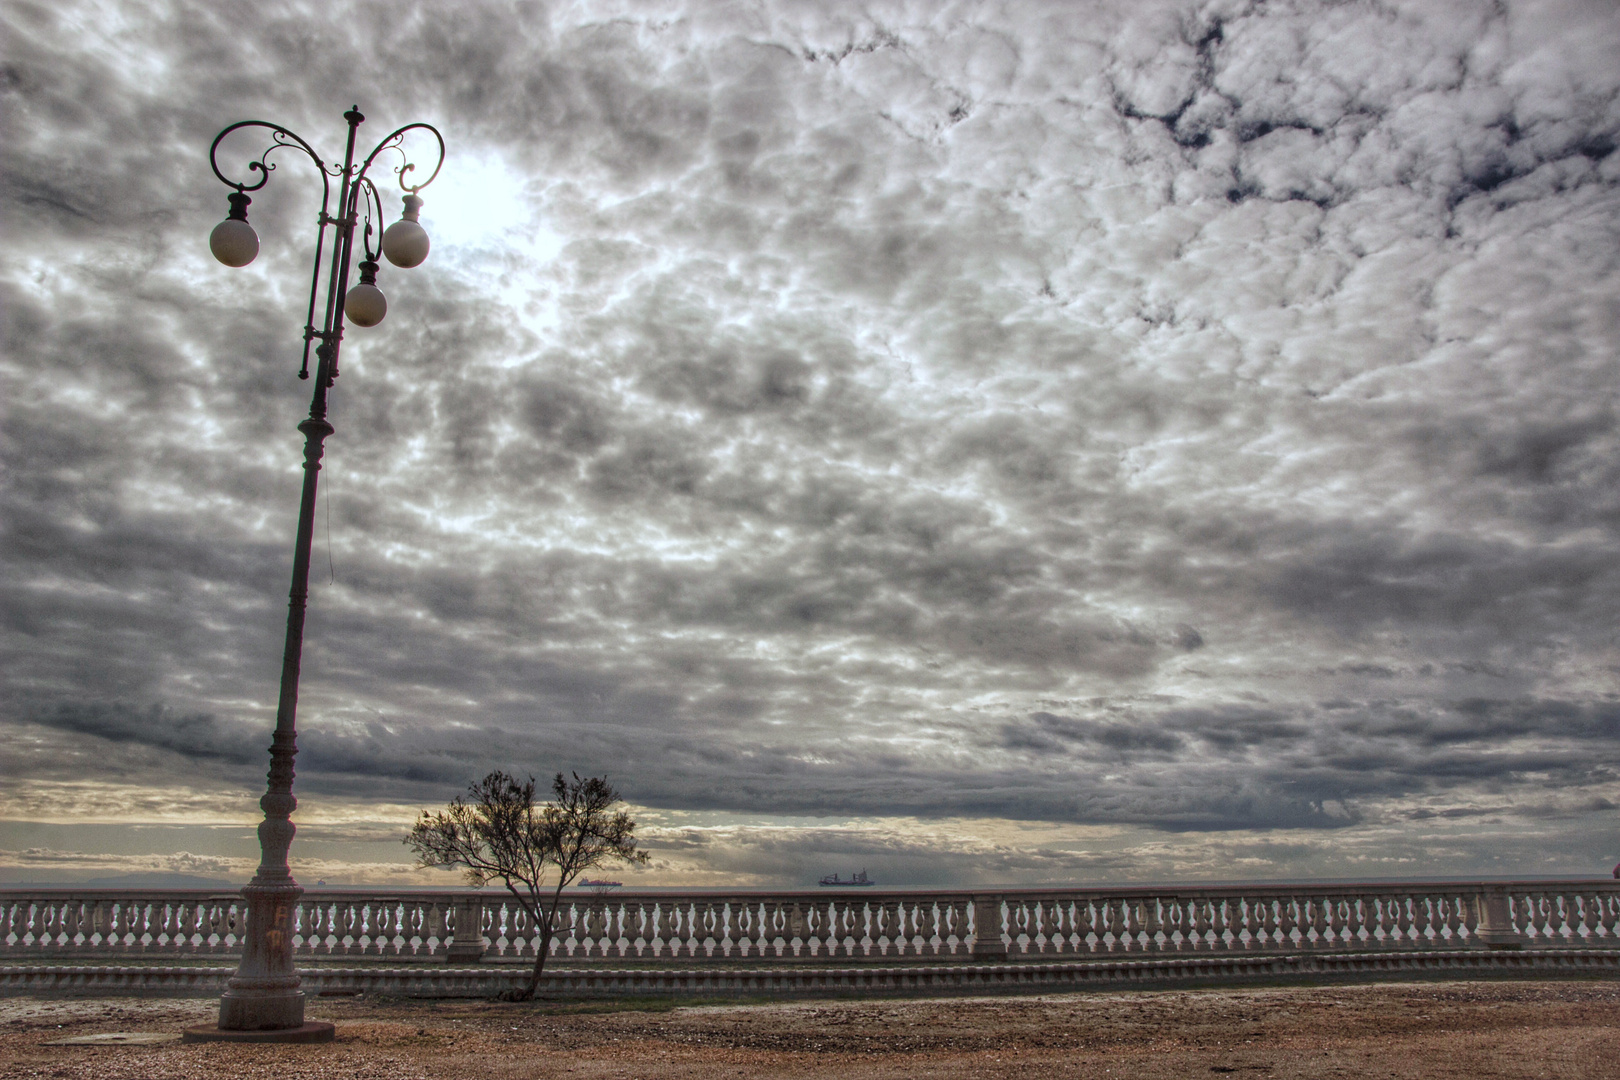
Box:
[3,949,1616,999]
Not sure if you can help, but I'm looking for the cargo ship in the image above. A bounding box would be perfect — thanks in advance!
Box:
[818,869,875,887]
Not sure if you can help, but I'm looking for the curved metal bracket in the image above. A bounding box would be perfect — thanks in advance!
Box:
[354,122,446,195]
[355,177,385,262]
[209,121,333,201]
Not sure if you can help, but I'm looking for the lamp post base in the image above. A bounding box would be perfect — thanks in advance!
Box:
[182,1022,335,1044]
[218,983,307,1030]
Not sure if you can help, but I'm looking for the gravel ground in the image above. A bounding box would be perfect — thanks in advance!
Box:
[2,979,1616,1079]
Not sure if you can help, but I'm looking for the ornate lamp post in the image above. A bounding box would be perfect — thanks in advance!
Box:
[183,108,444,1043]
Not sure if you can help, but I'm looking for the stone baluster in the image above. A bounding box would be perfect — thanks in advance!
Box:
[290,898,312,956]
[1264,896,1287,951]
[1042,899,1066,954]
[179,897,208,953]
[675,900,694,957]
[371,900,394,956]
[355,900,376,955]
[576,902,600,958]
[1237,896,1260,951]
[820,900,845,957]
[424,900,447,956]
[1576,891,1602,943]
[105,900,130,952]
[1534,893,1558,944]
[1325,895,1349,949]
[1372,893,1393,946]
[911,898,935,956]
[1064,897,1083,953]
[1602,892,1620,940]
[382,900,405,956]
[801,901,822,957]
[1395,894,1416,946]
[200,898,224,953]
[1306,896,1329,949]
[1003,898,1027,955]
[313,898,338,955]
[24,897,42,949]
[1440,892,1465,946]
[1350,894,1369,947]
[117,897,139,951]
[848,900,874,958]
[602,899,620,956]
[900,898,921,956]
[869,900,891,956]
[84,899,107,952]
[561,901,581,958]
[173,897,199,952]
[700,902,721,957]
[1074,897,1095,952]
[1025,899,1046,955]
[64,899,88,950]
[31,898,56,950]
[648,901,669,957]
[753,900,778,958]
[788,901,811,957]
[1218,896,1240,951]
[623,902,647,957]
[666,901,692,958]
[1099,897,1122,953]
[1197,897,1219,951]
[333,899,357,955]
[521,900,541,958]
[1027,899,1050,955]
[1416,893,1441,946]
[157,898,183,952]
[712,900,732,957]
[400,898,425,957]
[937,899,962,956]
[1141,896,1164,952]
[58,898,79,950]
[163,897,192,953]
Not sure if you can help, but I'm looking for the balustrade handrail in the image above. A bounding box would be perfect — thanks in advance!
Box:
[5,879,1617,963]
[5,878,1616,898]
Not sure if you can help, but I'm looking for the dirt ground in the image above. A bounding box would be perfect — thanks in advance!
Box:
[1,979,1616,1079]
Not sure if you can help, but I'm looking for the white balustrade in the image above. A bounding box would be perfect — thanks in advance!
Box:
[4,881,1617,961]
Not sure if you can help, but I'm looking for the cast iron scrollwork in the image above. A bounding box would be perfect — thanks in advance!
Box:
[209,121,334,198]
[356,123,446,195]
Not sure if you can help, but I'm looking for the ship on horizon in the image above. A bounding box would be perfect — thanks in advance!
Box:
[818,869,875,887]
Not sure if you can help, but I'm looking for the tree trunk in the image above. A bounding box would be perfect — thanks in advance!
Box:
[517,924,550,1000]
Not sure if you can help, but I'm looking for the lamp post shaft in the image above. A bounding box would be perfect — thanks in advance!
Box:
[217,110,364,1034]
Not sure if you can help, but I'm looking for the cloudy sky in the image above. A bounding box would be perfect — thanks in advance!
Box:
[3,0,1618,889]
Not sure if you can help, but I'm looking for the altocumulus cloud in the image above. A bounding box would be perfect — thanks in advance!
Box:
[1,0,1617,882]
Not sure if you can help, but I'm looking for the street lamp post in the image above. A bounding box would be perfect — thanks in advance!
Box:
[183,107,444,1043]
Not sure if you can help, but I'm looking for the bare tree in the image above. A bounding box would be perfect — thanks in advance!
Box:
[404,771,649,1000]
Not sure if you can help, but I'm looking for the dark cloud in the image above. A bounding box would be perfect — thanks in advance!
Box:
[3,0,1618,879]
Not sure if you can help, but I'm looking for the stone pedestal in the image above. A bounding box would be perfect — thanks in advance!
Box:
[971,895,1007,958]
[445,896,488,963]
[1474,886,1527,950]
